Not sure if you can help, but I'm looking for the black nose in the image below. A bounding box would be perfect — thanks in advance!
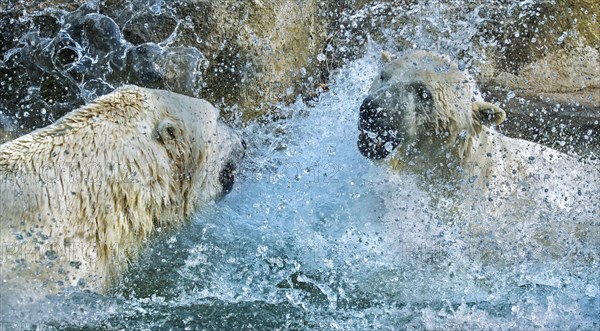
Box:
[359,96,381,131]
[357,96,397,160]
[219,162,236,195]
[360,96,378,114]
[241,139,247,150]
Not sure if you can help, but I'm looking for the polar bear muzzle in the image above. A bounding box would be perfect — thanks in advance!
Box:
[357,96,401,159]
[358,78,441,160]
[215,126,246,197]
[219,161,237,195]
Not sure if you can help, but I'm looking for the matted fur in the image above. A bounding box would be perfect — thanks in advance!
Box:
[0,86,244,300]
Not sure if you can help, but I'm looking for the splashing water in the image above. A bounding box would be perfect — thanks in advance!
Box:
[5,45,597,330]
[1,1,599,329]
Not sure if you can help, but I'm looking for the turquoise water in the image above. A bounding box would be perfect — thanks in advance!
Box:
[5,50,597,330]
[1,1,599,329]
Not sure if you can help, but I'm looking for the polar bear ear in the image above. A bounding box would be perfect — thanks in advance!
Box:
[155,119,183,146]
[381,51,396,63]
[472,101,506,130]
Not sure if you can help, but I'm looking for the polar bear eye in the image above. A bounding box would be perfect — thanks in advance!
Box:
[410,83,432,102]
[418,88,431,101]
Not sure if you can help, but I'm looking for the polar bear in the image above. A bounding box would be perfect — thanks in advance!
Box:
[357,51,600,278]
[0,86,245,303]
[357,51,598,211]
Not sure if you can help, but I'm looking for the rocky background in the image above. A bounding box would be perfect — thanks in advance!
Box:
[327,0,600,156]
[1,0,598,155]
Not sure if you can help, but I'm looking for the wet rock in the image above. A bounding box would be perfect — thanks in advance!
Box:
[99,0,333,120]
[477,0,600,96]
[0,2,205,133]
[0,118,18,144]
[479,0,599,75]
[1,0,338,135]
[123,43,207,96]
[122,13,178,45]
[332,0,600,93]
[481,45,600,94]
[170,0,330,120]
[3,0,595,153]
[124,43,167,89]
[0,1,86,12]
[475,1,600,156]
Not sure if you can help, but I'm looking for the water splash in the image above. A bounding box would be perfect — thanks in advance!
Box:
[1,1,599,329]
[7,45,595,330]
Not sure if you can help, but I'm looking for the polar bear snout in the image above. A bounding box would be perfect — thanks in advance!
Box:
[219,161,237,195]
[358,96,400,159]
[218,139,245,196]
[358,96,384,132]
[215,122,246,196]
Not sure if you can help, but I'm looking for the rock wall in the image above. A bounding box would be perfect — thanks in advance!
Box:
[324,0,600,95]
[479,0,600,93]
[109,0,330,120]
[0,0,332,132]
[475,0,600,156]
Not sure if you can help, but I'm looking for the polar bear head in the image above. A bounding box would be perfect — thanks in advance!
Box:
[358,51,506,171]
[138,87,246,204]
[0,85,246,297]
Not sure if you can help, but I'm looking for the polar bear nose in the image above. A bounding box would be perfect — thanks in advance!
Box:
[360,96,379,117]
[219,162,237,195]
[359,96,382,131]
[358,96,400,160]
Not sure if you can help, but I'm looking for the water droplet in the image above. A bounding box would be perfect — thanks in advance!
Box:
[327,146,336,156]
[384,141,393,152]
[150,0,164,14]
